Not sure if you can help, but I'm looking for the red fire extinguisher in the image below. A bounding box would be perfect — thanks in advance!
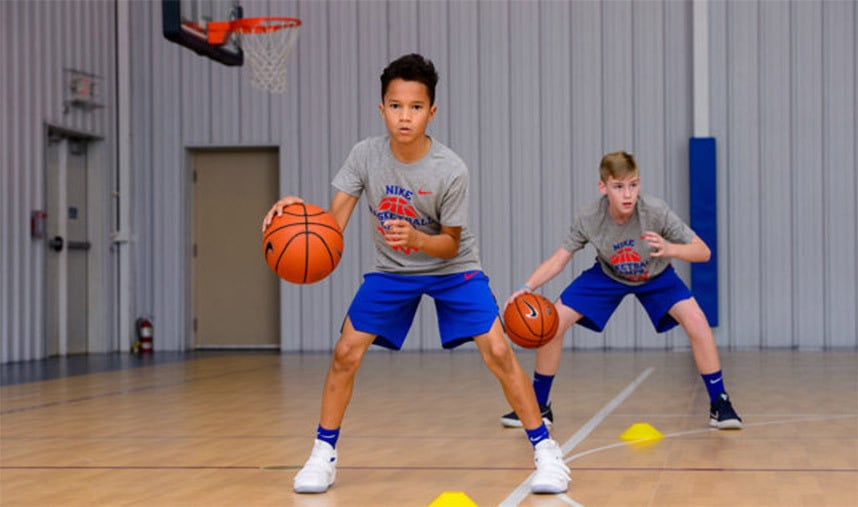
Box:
[133,317,154,354]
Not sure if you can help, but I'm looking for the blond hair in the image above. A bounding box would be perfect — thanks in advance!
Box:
[599,151,638,182]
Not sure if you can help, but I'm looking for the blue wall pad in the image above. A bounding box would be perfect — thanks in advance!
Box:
[689,137,718,326]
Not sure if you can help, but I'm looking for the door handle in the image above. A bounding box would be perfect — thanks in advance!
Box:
[48,236,64,252]
[67,240,91,251]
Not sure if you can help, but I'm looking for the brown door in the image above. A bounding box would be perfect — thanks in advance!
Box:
[192,149,279,348]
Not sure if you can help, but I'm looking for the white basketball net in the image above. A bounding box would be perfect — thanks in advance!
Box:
[238,24,300,94]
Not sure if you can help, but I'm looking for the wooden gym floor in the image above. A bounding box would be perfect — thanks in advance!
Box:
[1,349,856,506]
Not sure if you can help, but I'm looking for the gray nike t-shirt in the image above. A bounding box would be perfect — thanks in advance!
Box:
[562,194,696,285]
[332,136,482,275]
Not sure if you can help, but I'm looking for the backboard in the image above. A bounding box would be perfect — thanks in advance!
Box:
[162,0,244,66]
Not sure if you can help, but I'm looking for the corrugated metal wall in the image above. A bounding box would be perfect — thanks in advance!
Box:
[1,0,117,362]
[2,0,856,362]
[709,0,857,349]
[128,0,703,352]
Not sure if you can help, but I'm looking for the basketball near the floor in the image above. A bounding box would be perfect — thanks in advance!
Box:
[503,292,559,348]
[262,203,343,284]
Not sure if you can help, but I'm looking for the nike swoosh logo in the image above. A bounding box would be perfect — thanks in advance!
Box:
[709,377,722,384]
[464,271,479,280]
[418,189,432,195]
[265,241,274,256]
[523,301,538,318]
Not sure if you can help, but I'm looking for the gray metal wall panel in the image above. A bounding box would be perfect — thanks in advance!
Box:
[664,0,693,350]
[510,0,543,304]
[276,1,304,352]
[1,0,115,363]
[413,0,451,351]
[5,1,23,361]
[355,1,388,331]
[446,1,480,352]
[568,0,605,350]
[726,0,763,348]
[709,0,730,348]
[17,1,29,361]
[388,0,418,51]
[759,1,794,347]
[182,51,211,147]
[632,0,666,348]
[297,0,335,351]
[477,2,512,316]
[419,1,450,140]
[239,66,271,145]
[387,0,423,351]
[823,1,857,348]
[1,3,10,362]
[709,0,857,349]
[150,0,182,350]
[538,0,573,311]
[4,138,21,361]
[601,0,636,349]
[327,1,363,352]
[25,0,36,358]
[4,0,857,363]
[131,0,152,337]
[791,1,825,349]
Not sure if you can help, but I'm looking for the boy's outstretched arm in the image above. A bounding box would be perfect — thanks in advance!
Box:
[642,231,711,263]
[327,191,360,232]
[504,247,574,311]
[261,191,359,233]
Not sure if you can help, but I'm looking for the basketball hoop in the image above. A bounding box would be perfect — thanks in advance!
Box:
[209,17,301,94]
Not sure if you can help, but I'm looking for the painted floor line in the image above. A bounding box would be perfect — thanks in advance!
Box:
[499,367,654,507]
[565,413,857,464]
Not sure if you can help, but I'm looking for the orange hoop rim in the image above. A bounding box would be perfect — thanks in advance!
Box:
[209,16,301,45]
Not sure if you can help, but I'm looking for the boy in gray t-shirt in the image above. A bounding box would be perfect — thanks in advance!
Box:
[499,151,742,431]
[262,53,569,495]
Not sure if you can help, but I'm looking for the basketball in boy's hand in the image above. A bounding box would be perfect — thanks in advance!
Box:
[262,203,343,284]
[503,293,559,348]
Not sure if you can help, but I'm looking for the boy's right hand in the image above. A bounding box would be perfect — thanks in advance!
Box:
[261,196,304,232]
[503,285,532,313]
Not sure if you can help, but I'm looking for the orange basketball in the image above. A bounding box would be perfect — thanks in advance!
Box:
[262,203,343,284]
[503,293,559,348]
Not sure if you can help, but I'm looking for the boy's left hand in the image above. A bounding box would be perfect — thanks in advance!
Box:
[383,219,420,249]
[641,231,671,258]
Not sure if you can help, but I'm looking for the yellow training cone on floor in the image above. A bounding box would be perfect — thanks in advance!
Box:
[428,491,479,507]
[620,422,664,442]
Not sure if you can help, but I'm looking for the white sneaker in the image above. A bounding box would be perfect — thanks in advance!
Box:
[293,440,337,494]
[531,439,570,494]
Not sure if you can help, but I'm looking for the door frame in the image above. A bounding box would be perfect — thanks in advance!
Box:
[43,124,110,356]
[183,146,281,350]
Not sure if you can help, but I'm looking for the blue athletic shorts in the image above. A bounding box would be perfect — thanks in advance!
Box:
[559,263,693,333]
[346,271,499,350]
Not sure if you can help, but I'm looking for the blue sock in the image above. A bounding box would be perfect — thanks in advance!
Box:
[525,423,551,448]
[533,372,555,406]
[316,425,340,449]
[701,370,725,403]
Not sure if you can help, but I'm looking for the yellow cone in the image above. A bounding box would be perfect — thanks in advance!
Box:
[428,491,479,507]
[620,422,664,442]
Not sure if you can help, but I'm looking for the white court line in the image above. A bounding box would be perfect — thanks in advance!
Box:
[564,412,858,464]
[499,367,655,507]
[555,494,584,507]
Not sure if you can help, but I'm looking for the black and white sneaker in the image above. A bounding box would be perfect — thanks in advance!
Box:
[501,402,553,428]
[709,393,743,429]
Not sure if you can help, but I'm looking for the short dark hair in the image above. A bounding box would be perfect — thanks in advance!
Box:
[380,53,439,105]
